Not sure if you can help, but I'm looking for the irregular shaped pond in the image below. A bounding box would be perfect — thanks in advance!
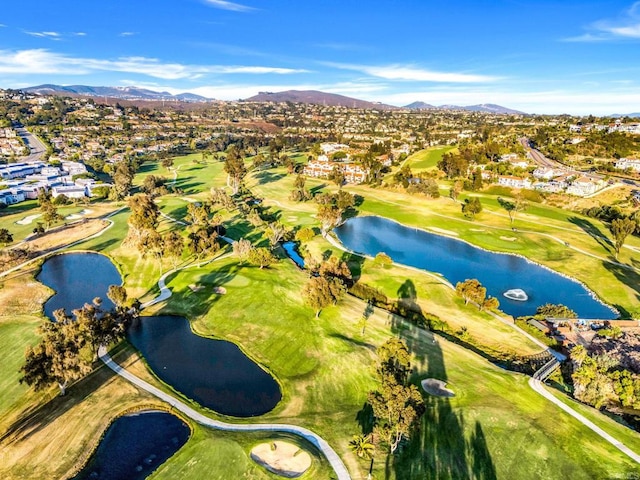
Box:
[282,241,305,268]
[335,216,617,319]
[72,410,190,480]
[37,252,121,319]
[128,315,282,417]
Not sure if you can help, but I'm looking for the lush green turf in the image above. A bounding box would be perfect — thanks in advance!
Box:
[3,155,640,480]
[405,146,456,171]
[152,428,331,480]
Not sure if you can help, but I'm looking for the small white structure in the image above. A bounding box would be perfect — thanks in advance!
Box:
[498,175,532,189]
[615,158,640,172]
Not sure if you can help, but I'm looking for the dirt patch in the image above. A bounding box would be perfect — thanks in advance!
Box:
[421,378,455,397]
[250,441,311,478]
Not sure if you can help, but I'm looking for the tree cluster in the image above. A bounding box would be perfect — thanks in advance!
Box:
[20,289,135,396]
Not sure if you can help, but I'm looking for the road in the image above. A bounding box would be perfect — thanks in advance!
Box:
[13,122,47,163]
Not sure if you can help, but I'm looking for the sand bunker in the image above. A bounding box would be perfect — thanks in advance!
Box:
[428,227,459,237]
[500,236,517,242]
[15,214,41,225]
[188,284,204,292]
[213,286,227,294]
[66,209,94,220]
[250,441,312,478]
[421,378,455,397]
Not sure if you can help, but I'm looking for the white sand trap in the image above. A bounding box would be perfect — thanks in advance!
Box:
[250,441,312,478]
[421,378,455,397]
[66,214,82,220]
[15,214,41,225]
[181,197,199,203]
[213,286,227,294]
[470,228,486,232]
[188,284,204,292]
[80,209,93,215]
[500,236,517,242]
[428,226,459,237]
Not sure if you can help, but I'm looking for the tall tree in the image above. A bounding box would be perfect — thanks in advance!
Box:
[247,247,277,269]
[455,278,487,307]
[20,310,91,396]
[610,217,636,259]
[461,197,482,219]
[126,193,160,252]
[224,145,247,195]
[162,230,184,269]
[0,228,13,246]
[302,276,345,317]
[367,338,425,454]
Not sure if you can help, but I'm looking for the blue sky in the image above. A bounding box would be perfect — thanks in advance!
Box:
[0,0,639,114]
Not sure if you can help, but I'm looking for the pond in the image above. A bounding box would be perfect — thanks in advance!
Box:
[38,252,282,417]
[282,241,305,268]
[37,252,122,319]
[334,216,617,319]
[128,315,282,417]
[72,410,190,480]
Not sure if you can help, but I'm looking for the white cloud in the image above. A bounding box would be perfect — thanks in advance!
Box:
[325,62,499,83]
[203,0,255,12]
[119,32,137,37]
[0,49,308,80]
[73,32,87,36]
[566,2,640,41]
[24,31,61,40]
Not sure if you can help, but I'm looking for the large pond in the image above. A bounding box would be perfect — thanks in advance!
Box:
[72,410,190,480]
[128,315,282,417]
[37,252,122,319]
[335,216,617,319]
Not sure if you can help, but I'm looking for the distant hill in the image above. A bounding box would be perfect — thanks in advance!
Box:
[403,101,436,110]
[23,84,211,102]
[404,101,525,114]
[244,90,398,110]
[610,113,640,118]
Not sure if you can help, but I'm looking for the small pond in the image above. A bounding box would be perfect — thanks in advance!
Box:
[72,410,190,480]
[37,252,122,319]
[282,241,305,268]
[128,315,282,417]
[335,216,617,319]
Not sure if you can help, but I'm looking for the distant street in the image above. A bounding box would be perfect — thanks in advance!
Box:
[13,122,47,162]
[519,137,561,169]
[519,137,605,182]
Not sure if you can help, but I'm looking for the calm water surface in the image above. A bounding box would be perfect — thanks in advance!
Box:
[72,411,190,480]
[128,315,282,417]
[335,216,617,319]
[37,252,121,319]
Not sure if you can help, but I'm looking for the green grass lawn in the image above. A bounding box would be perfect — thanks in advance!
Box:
[405,146,456,171]
[3,154,640,480]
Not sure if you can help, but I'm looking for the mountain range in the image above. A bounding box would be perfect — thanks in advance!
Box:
[23,84,210,102]
[403,101,525,115]
[22,84,527,114]
[244,90,397,110]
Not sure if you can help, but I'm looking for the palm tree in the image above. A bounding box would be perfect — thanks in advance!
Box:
[349,434,375,479]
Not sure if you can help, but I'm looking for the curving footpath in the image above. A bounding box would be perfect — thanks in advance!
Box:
[97,346,351,479]
[529,377,640,464]
[101,242,351,479]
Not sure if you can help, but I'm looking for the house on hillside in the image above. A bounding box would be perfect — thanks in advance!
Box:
[566,176,604,196]
[497,175,532,189]
[615,158,640,172]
